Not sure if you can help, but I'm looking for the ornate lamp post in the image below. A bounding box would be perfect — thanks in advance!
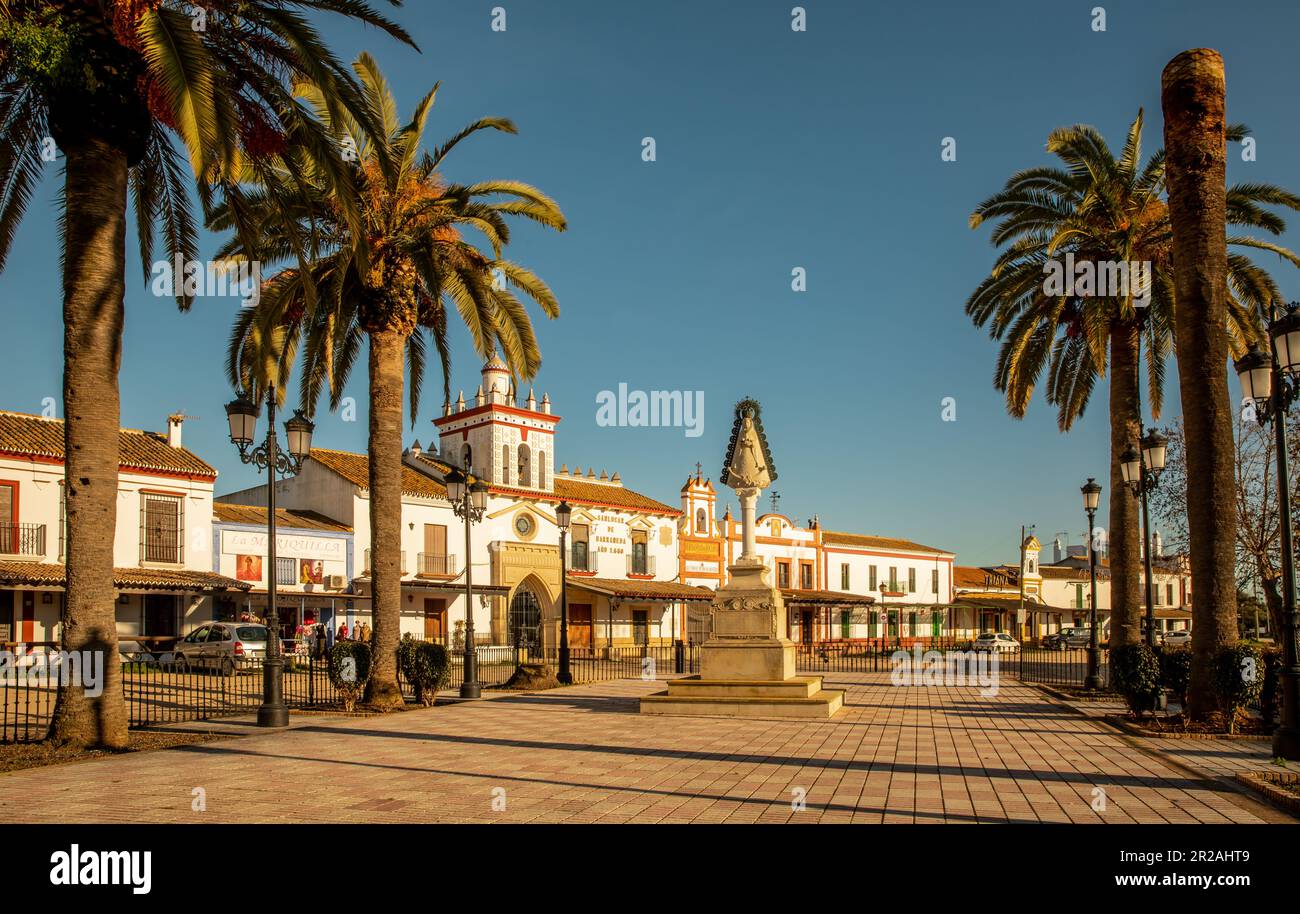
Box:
[1119,428,1167,646]
[1081,478,1103,690]
[1234,301,1300,761]
[556,500,573,684]
[224,386,314,728]
[446,460,489,699]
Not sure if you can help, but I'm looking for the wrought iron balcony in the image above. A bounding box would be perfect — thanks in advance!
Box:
[416,553,457,576]
[0,523,45,557]
[627,553,655,576]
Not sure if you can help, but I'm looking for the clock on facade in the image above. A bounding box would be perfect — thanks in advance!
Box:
[514,514,534,536]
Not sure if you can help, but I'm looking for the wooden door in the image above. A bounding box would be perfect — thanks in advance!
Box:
[569,603,593,649]
[423,598,447,641]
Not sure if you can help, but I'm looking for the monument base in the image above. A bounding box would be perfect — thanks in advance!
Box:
[639,675,843,718]
[639,559,843,719]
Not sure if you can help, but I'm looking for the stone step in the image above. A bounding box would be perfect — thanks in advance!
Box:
[640,688,844,719]
[663,675,824,699]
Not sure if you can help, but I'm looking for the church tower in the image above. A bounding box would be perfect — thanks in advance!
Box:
[1020,534,1042,600]
[678,465,724,590]
[433,352,558,492]
[681,465,717,537]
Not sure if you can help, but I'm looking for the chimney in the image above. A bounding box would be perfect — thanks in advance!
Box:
[166,413,185,448]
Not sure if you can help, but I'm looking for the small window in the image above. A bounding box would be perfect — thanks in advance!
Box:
[908,568,916,593]
[931,568,939,594]
[777,561,791,589]
[517,443,532,487]
[501,445,511,485]
[869,566,877,591]
[696,508,707,534]
[841,563,850,590]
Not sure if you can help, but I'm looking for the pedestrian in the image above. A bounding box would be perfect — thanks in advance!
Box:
[337,621,349,642]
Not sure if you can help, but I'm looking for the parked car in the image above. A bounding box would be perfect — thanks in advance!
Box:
[173,622,270,675]
[1043,627,1094,650]
[973,632,1020,653]
[1161,629,1192,647]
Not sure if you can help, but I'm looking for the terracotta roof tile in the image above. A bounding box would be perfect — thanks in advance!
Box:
[565,576,714,601]
[0,561,249,592]
[0,410,216,478]
[412,453,679,516]
[310,448,447,499]
[213,502,351,532]
[823,530,951,554]
[780,588,876,605]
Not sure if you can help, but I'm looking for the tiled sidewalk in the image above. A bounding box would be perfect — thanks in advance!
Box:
[0,672,1292,824]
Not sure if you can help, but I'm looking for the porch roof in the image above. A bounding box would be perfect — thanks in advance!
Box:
[351,575,510,597]
[565,576,716,602]
[781,588,876,607]
[0,561,250,593]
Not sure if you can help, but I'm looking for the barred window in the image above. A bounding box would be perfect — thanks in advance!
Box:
[141,493,183,564]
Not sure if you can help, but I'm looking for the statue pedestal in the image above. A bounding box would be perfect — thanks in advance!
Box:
[640,560,843,719]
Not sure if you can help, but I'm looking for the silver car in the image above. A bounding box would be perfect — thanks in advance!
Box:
[173,622,270,675]
[1162,629,1192,647]
[973,632,1021,653]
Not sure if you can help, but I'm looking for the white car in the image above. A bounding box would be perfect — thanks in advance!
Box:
[173,622,270,675]
[973,632,1020,653]
[1162,629,1192,647]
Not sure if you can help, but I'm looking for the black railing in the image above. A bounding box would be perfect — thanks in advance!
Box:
[416,553,456,576]
[0,522,45,557]
[1016,646,1111,690]
[2,640,708,742]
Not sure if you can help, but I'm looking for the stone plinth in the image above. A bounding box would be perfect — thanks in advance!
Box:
[640,560,843,718]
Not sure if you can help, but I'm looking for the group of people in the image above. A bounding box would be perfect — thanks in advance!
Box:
[336,621,372,644]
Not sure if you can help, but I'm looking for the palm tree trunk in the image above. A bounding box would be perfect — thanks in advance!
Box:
[47,135,130,749]
[1108,321,1143,648]
[363,327,407,709]
[1162,48,1239,720]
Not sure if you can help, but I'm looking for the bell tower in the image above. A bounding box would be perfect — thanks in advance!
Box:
[433,352,559,491]
[681,464,716,537]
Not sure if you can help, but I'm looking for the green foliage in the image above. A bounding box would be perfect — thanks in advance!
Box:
[1259,646,1284,730]
[1157,644,1192,707]
[1111,643,1162,716]
[397,635,451,706]
[0,15,81,89]
[1213,642,1264,734]
[328,640,372,711]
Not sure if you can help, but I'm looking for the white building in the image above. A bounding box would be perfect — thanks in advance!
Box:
[0,410,247,649]
[223,355,712,650]
[677,472,952,644]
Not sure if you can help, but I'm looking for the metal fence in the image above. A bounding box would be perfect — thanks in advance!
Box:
[2,641,704,742]
[1015,646,1111,690]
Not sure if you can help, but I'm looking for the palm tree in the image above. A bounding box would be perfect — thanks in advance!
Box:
[219,55,566,708]
[1161,49,1240,719]
[967,109,1300,653]
[0,1,412,749]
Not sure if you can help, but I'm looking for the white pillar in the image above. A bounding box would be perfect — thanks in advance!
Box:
[738,488,758,562]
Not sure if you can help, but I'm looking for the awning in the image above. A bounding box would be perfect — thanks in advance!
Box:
[352,575,510,597]
[0,561,250,593]
[565,576,716,602]
[781,588,876,607]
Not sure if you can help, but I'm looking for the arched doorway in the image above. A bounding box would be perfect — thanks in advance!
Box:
[509,586,543,656]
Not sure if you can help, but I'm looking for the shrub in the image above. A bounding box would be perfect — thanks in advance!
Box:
[1110,643,1162,717]
[1157,645,1192,708]
[397,635,452,707]
[329,640,372,711]
[1259,646,1285,731]
[1213,642,1264,734]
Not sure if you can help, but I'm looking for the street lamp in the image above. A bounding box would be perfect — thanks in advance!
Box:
[1081,478,1103,691]
[556,500,573,685]
[1234,301,1300,762]
[224,386,314,727]
[447,460,488,699]
[1120,428,1166,646]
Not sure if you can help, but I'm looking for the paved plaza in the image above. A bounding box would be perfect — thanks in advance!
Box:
[0,672,1292,824]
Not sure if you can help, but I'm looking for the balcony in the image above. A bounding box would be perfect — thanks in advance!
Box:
[627,553,655,577]
[363,549,408,576]
[570,546,596,574]
[416,553,457,577]
[0,523,45,557]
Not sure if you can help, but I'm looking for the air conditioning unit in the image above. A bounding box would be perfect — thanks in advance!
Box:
[326,575,347,589]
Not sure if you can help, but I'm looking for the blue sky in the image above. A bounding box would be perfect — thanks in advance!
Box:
[3,0,1299,565]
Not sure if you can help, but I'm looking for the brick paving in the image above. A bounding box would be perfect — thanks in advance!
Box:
[0,671,1292,824]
